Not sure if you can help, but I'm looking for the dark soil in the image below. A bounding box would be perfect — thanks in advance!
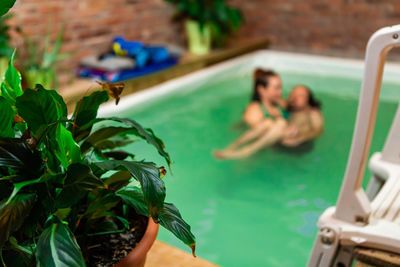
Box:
[86,214,148,267]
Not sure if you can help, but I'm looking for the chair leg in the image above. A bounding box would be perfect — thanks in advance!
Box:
[308,226,340,267]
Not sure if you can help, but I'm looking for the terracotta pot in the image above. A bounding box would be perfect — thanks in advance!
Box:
[114,217,159,267]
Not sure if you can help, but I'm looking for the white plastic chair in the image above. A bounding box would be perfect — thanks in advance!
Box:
[308,25,400,266]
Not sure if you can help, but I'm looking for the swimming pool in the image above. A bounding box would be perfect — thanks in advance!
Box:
[99,51,400,266]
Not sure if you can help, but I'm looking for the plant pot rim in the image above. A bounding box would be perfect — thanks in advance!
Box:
[113,217,159,267]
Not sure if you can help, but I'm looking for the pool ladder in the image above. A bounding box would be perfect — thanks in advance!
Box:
[308,25,400,266]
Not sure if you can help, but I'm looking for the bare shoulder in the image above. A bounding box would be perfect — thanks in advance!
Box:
[310,109,323,119]
[245,102,262,112]
[243,102,264,127]
[310,109,324,127]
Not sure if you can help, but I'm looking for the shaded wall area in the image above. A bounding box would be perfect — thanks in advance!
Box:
[231,0,400,58]
[8,0,400,84]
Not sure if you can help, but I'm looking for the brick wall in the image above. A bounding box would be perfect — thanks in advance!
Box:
[9,0,183,83]
[7,0,400,83]
[230,0,400,59]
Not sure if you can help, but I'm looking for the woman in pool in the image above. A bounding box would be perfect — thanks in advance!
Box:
[243,68,289,128]
[213,85,324,159]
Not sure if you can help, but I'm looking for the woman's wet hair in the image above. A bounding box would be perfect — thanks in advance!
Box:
[305,86,322,110]
[251,68,278,102]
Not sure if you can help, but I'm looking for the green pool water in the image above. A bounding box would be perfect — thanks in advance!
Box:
[118,70,397,266]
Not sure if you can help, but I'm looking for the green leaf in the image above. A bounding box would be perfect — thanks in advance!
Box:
[82,117,171,166]
[0,138,43,178]
[54,208,71,220]
[83,189,120,220]
[69,90,109,141]
[3,173,62,206]
[7,177,41,203]
[42,27,65,69]
[93,135,137,151]
[1,51,23,106]
[8,235,34,259]
[95,160,165,219]
[80,126,137,154]
[87,211,131,236]
[55,163,103,208]
[103,170,132,191]
[0,96,14,138]
[0,0,16,24]
[116,186,149,217]
[0,193,36,248]
[36,222,86,267]
[53,124,82,169]
[102,150,134,160]
[15,85,67,134]
[159,203,196,256]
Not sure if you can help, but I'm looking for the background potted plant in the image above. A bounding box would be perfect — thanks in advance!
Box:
[0,13,16,78]
[0,3,196,265]
[165,0,244,55]
[22,26,69,90]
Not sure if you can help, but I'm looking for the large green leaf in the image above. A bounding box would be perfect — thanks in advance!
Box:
[159,203,196,256]
[0,193,36,248]
[0,96,14,138]
[116,186,149,216]
[53,124,82,169]
[118,118,170,166]
[1,51,23,106]
[80,126,138,154]
[55,163,104,208]
[15,85,67,134]
[0,138,43,178]
[81,117,170,166]
[117,187,196,255]
[93,135,137,151]
[0,0,16,17]
[69,91,109,141]
[36,222,86,267]
[95,160,165,219]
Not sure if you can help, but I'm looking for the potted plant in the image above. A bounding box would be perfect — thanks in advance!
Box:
[0,53,196,267]
[165,0,244,55]
[0,44,195,267]
[0,13,15,78]
[22,26,69,90]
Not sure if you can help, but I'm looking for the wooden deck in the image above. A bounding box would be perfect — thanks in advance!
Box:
[145,241,219,267]
[60,38,269,112]
[354,247,400,266]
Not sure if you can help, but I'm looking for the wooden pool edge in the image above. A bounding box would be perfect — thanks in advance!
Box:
[145,240,219,267]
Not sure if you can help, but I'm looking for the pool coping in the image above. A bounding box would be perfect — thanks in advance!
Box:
[98,49,400,117]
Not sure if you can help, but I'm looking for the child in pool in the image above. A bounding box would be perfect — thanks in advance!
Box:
[214,84,324,159]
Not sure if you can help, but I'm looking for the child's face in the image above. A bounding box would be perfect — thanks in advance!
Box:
[288,86,309,110]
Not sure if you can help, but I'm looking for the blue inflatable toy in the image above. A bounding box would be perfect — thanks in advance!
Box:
[112,36,170,69]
